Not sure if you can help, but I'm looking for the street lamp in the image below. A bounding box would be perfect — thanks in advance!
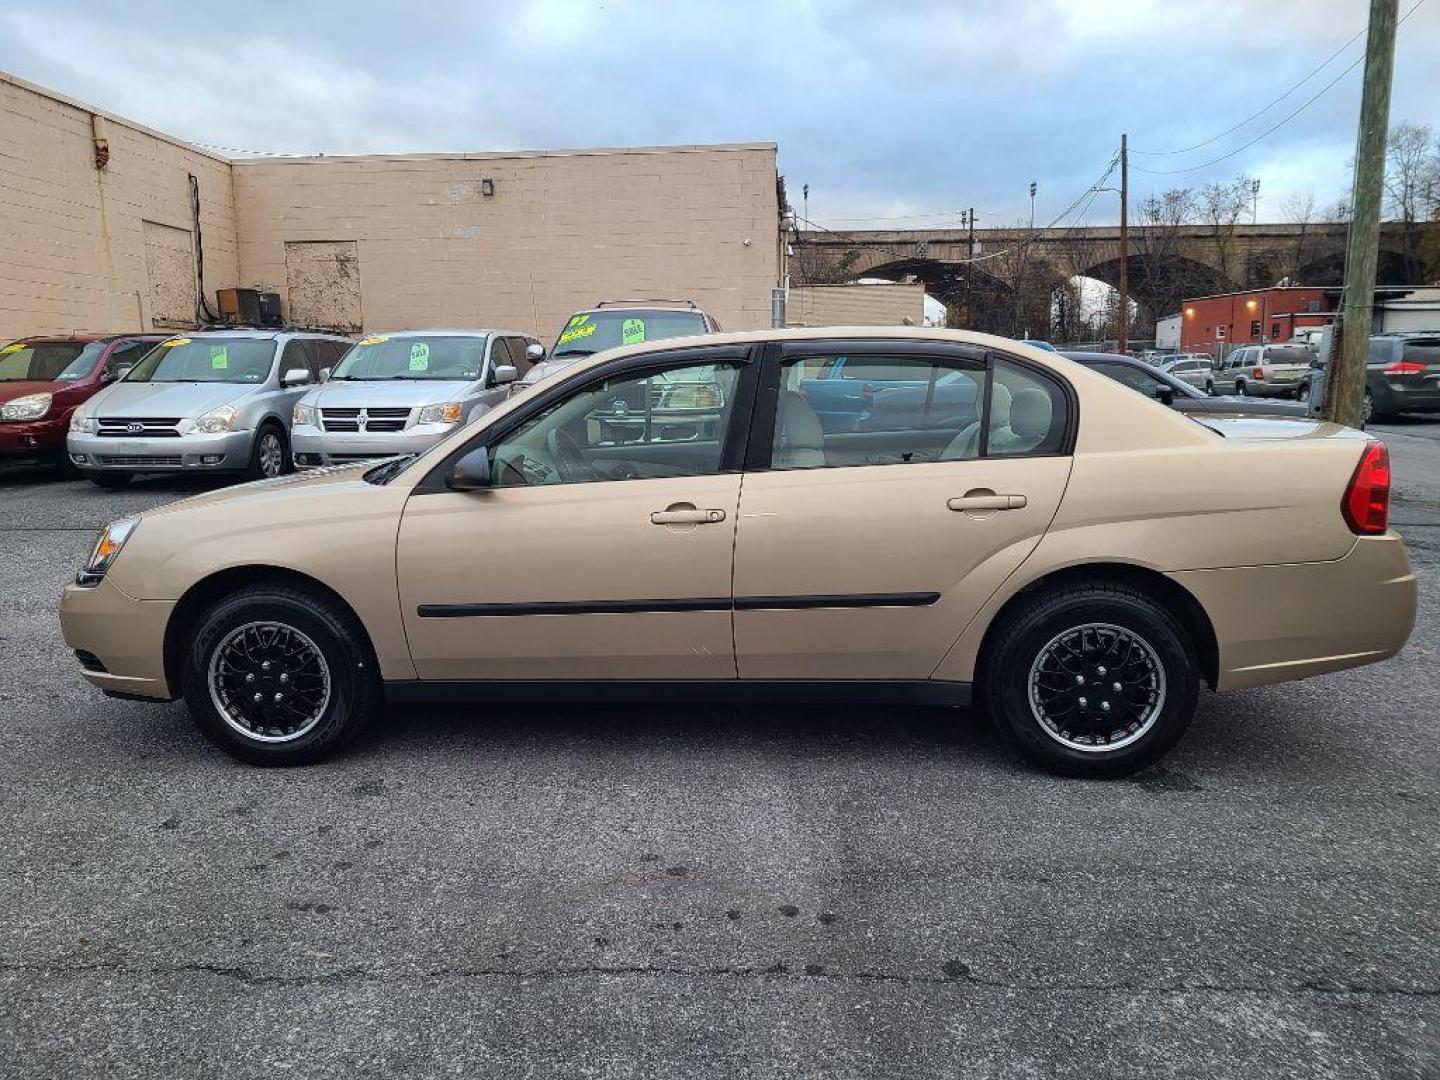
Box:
[1029,181,1037,230]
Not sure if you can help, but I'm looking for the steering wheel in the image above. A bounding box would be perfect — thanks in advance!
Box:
[546,428,594,482]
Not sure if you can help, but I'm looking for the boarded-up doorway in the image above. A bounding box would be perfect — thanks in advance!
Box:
[142,220,197,328]
[285,241,362,332]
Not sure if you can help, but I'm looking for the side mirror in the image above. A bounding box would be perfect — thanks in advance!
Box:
[446,446,492,491]
[104,366,131,383]
[281,367,310,387]
[491,364,518,386]
[319,367,332,383]
[525,343,545,362]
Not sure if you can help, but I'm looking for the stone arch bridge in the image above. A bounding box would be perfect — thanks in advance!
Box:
[793,221,1434,336]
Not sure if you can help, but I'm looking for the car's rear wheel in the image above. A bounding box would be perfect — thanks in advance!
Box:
[980,582,1200,778]
[245,423,289,481]
[1235,380,1247,396]
[1204,380,1215,396]
[182,585,380,765]
[86,471,132,489]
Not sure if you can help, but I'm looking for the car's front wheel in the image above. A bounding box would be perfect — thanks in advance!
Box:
[245,423,289,481]
[1204,380,1215,396]
[182,584,380,765]
[980,582,1200,778]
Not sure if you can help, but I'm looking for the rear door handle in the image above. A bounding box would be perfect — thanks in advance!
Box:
[651,506,726,525]
[948,494,1027,511]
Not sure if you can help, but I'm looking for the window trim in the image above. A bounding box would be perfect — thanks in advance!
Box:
[412,343,760,494]
[745,339,1075,473]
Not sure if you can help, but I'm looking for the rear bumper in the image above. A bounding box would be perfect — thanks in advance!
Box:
[67,429,252,472]
[1170,534,1416,691]
[291,425,450,468]
[1370,381,1440,414]
[59,576,176,700]
[0,418,66,459]
[1245,380,1304,398]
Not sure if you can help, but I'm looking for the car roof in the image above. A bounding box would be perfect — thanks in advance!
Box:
[574,304,708,316]
[356,329,516,338]
[2,333,160,345]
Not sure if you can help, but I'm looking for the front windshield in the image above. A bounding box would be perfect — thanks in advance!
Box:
[124,337,276,384]
[552,310,706,358]
[55,342,110,380]
[330,335,487,381]
[0,340,90,382]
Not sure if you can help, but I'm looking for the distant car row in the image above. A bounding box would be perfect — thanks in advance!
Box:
[0,300,719,486]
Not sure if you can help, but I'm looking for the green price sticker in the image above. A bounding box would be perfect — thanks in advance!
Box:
[621,318,646,345]
[210,346,229,371]
[408,342,430,371]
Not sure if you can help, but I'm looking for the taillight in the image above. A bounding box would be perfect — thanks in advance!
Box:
[1252,367,1265,380]
[1342,440,1390,535]
[1385,360,1426,375]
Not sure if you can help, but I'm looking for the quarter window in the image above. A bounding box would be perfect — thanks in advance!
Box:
[489,361,741,487]
[987,359,1069,457]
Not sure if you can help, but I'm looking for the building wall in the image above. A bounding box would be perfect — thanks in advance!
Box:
[1180,287,1333,354]
[786,282,925,327]
[234,144,780,340]
[0,73,240,339]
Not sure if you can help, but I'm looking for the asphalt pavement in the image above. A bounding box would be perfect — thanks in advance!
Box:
[1,423,1437,1079]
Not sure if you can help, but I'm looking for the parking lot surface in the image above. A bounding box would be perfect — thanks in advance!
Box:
[3,420,1438,1079]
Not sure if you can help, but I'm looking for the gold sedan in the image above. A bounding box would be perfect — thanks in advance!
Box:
[60,328,1416,777]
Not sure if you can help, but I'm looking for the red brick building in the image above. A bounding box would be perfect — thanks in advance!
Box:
[1180,287,1335,354]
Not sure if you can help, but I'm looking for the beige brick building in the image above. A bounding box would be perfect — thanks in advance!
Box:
[787,283,926,327]
[0,72,783,342]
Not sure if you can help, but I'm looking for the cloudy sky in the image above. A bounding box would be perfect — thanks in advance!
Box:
[2,0,1437,230]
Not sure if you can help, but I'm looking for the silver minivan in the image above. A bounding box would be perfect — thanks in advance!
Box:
[290,330,539,469]
[67,330,350,488]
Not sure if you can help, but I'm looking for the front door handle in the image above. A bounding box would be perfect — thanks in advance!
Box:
[948,493,1027,512]
[651,504,726,525]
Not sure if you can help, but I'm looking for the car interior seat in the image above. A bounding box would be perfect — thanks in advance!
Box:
[773,391,827,469]
[942,382,1012,460]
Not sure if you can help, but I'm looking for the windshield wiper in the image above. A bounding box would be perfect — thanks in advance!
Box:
[557,349,595,359]
[364,453,417,485]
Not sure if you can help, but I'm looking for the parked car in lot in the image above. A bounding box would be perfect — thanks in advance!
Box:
[0,334,163,472]
[61,329,1414,779]
[291,330,539,469]
[1209,344,1312,398]
[1156,354,1213,391]
[66,329,351,487]
[1302,332,1440,422]
[1060,352,1307,418]
[518,299,718,389]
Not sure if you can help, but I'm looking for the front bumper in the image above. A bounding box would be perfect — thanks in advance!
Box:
[67,429,253,472]
[60,576,176,700]
[291,424,453,468]
[1171,534,1417,691]
[0,417,66,460]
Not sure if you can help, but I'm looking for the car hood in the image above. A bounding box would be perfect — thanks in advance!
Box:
[145,461,379,518]
[304,380,476,409]
[88,380,256,418]
[0,379,60,402]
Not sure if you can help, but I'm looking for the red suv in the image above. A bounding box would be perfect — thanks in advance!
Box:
[0,335,163,472]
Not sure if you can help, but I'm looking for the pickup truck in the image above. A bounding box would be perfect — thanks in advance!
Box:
[799,355,981,433]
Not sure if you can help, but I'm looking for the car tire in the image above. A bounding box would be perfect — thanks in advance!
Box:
[1296,381,1309,404]
[1236,380,1247,396]
[245,423,289,481]
[1204,380,1215,396]
[182,584,380,766]
[979,582,1200,779]
[87,471,132,489]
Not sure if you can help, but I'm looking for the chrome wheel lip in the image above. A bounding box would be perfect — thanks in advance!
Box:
[1027,621,1167,754]
[258,433,284,477]
[207,621,331,743]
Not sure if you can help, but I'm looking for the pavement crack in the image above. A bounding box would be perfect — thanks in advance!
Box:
[5,960,1436,998]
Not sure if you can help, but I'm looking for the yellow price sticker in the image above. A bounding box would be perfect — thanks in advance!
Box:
[1,343,26,353]
[557,322,597,346]
[161,337,191,347]
[359,335,388,346]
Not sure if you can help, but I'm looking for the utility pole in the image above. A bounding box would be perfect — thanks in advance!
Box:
[963,208,976,329]
[1251,178,1261,225]
[1322,0,1398,428]
[1117,134,1129,355]
[1029,182,1037,230]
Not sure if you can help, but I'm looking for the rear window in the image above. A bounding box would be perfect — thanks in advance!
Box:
[552,309,706,358]
[1264,347,1311,365]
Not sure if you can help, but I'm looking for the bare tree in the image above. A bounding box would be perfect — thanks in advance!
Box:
[1384,121,1440,281]
[1198,175,1254,286]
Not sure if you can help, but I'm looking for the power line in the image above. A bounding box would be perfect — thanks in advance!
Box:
[1130,0,1426,176]
[1130,25,1367,157]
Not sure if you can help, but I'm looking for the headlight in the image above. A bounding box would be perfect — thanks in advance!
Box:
[1,393,51,421]
[293,403,318,427]
[70,405,96,433]
[417,402,464,425]
[76,516,140,587]
[191,405,237,434]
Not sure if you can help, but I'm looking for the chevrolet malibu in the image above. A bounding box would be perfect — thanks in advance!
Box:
[59,328,1416,777]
